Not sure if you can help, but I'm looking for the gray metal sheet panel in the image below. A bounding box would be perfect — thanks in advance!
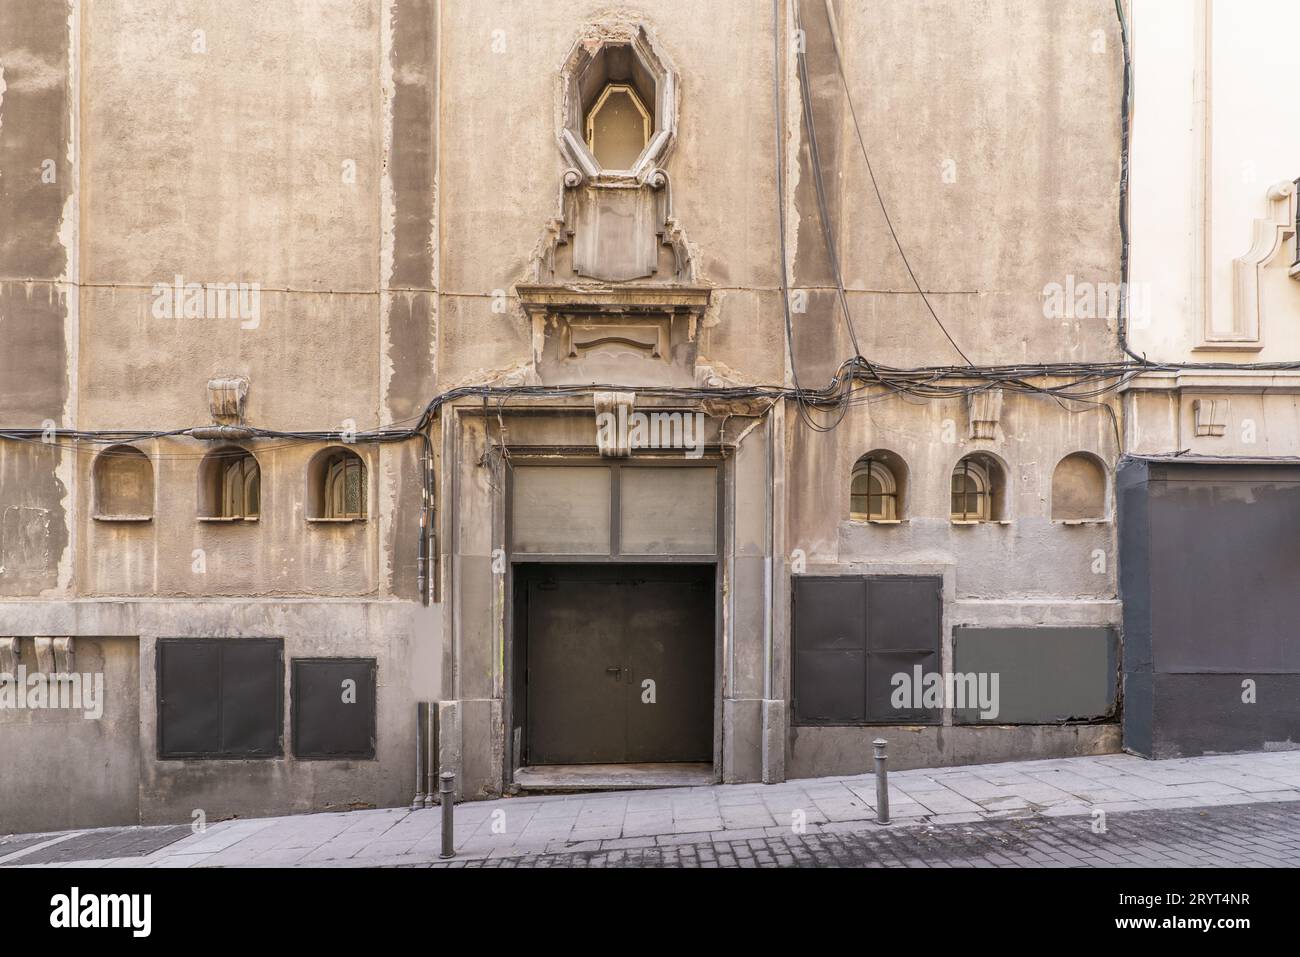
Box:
[291,658,377,759]
[1147,466,1300,673]
[952,627,1117,725]
[792,575,941,726]
[157,638,283,759]
[158,640,221,756]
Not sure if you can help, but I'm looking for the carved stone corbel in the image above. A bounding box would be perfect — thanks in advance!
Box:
[967,389,1004,440]
[594,391,636,457]
[0,637,19,675]
[34,636,55,674]
[193,376,252,440]
[53,636,75,675]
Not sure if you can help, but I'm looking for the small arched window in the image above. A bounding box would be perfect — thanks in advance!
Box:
[93,445,154,521]
[1052,452,1107,522]
[850,451,905,521]
[951,453,1005,523]
[199,446,260,521]
[586,82,651,170]
[307,448,367,521]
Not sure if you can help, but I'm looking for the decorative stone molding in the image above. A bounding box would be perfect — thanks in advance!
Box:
[0,637,18,675]
[967,389,1004,440]
[594,391,637,457]
[516,285,710,319]
[565,320,667,359]
[208,375,248,424]
[53,636,74,675]
[557,20,677,183]
[1223,180,1297,346]
[530,169,697,285]
[194,376,252,440]
[34,636,54,674]
[1192,398,1229,437]
[518,285,709,387]
[529,21,698,287]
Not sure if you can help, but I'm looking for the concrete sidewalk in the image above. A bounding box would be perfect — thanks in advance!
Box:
[5,750,1300,868]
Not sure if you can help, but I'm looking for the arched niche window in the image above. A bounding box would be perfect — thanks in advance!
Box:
[586,82,651,170]
[198,446,260,521]
[307,447,367,522]
[1052,452,1107,522]
[849,450,906,522]
[93,445,153,521]
[951,453,1007,523]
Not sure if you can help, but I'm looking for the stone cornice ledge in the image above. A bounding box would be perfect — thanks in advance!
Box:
[1120,368,1300,393]
[516,283,711,318]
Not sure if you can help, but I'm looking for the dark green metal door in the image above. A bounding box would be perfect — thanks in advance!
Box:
[524,564,714,765]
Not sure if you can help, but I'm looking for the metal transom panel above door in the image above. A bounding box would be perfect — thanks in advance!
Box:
[509,461,720,561]
[522,564,714,765]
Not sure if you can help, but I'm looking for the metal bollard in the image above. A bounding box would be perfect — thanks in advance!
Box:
[873,738,891,825]
[439,770,456,859]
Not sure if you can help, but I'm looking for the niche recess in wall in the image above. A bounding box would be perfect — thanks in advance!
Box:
[1051,452,1108,523]
[93,445,154,522]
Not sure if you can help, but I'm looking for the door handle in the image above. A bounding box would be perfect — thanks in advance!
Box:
[605,666,622,676]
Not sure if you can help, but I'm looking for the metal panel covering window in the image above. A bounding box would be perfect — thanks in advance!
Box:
[157,638,283,758]
[792,576,941,726]
[512,466,613,554]
[509,461,719,560]
[291,658,377,759]
[619,466,717,554]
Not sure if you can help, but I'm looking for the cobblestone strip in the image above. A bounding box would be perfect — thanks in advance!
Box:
[410,800,1300,868]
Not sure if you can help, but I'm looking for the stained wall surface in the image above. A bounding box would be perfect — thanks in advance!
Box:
[1,1,1128,823]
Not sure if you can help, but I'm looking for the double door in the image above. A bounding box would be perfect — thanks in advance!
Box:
[523,563,714,765]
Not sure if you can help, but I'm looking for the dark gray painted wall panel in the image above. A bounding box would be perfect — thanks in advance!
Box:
[1119,459,1300,758]
[1147,467,1300,672]
[1149,673,1300,759]
[952,627,1117,725]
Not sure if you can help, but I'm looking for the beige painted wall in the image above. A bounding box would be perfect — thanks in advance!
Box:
[1129,0,1300,362]
[0,636,141,832]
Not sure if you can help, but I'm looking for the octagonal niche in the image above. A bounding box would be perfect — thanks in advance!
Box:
[559,22,677,180]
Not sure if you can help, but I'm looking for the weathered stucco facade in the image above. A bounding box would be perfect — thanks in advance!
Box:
[2,0,1132,830]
